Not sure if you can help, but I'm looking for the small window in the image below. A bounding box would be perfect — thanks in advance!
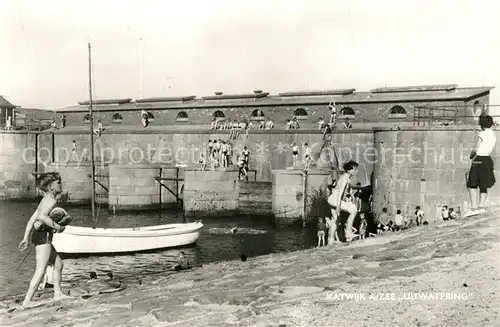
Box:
[251,109,265,121]
[293,107,308,120]
[213,110,225,120]
[340,107,355,118]
[84,114,91,124]
[388,105,407,118]
[176,111,188,122]
[112,113,123,123]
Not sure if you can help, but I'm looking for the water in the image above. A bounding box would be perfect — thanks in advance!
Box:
[0,201,316,299]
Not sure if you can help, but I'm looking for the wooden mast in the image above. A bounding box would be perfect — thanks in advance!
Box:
[88,42,96,228]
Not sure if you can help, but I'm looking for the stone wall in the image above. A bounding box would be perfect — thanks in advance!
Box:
[2,127,499,224]
[48,129,374,183]
[0,132,52,199]
[44,162,104,204]
[238,181,273,216]
[108,164,163,211]
[183,169,240,217]
[372,127,500,221]
[272,169,332,224]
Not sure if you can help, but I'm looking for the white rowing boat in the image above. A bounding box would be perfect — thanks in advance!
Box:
[52,222,203,254]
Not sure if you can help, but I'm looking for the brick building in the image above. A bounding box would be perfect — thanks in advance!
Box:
[55,84,493,128]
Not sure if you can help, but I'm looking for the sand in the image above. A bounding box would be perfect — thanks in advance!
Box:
[1,211,499,327]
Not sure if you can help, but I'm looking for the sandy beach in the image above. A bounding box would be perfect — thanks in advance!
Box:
[1,211,499,327]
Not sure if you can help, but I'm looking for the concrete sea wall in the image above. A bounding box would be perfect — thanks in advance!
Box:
[46,129,374,184]
[272,169,332,224]
[0,132,52,199]
[372,127,500,220]
[1,127,499,224]
[183,169,240,217]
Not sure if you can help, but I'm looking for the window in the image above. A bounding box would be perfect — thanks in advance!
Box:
[146,112,154,121]
[176,111,188,122]
[388,105,407,118]
[293,107,308,120]
[340,107,355,118]
[84,114,91,124]
[251,109,265,121]
[112,113,123,123]
[213,110,225,120]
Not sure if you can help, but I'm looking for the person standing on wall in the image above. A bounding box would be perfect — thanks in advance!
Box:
[5,116,12,130]
[463,115,496,217]
[328,101,337,127]
[60,114,66,128]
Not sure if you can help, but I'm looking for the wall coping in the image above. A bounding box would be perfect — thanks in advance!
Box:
[107,163,179,169]
[272,168,333,175]
[373,126,500,132]
[1,127,375,135]
[4,125,497,135]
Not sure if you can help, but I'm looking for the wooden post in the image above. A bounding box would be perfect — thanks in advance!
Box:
[51,132,55,163]
[302,170,308,228]
[159,167,162,209]
[176,167,180,209]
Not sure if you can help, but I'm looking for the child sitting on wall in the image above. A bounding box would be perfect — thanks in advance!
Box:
[210,118,217,129]
[198,154,206,171]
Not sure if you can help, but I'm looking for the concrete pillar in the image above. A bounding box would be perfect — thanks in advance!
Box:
[183,168,239,217]
[272,169,332,225]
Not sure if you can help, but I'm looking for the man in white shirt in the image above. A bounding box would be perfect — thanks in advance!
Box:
[464,115,497,217]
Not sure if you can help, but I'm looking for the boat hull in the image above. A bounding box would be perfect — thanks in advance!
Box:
[52,222,203,254]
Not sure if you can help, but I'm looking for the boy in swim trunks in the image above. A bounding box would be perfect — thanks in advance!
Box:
[304,143,311,170]
[291,143,299,168]
[18,172,69,308]
[317,217,326,247]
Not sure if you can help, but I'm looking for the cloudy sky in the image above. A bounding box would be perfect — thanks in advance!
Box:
[0,0,498,115]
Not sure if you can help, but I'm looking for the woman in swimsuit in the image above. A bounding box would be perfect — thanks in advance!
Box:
[327,161,359,241]
[18,172,69,307]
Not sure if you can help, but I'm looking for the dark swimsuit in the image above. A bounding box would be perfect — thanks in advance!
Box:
[31,229,53,246]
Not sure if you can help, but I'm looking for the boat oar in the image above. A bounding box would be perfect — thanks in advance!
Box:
[16,246,33,270]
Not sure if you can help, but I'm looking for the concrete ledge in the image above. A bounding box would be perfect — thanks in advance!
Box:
[184,209,238,218]
[107,163,166,169]
[111,203,162,211]
[373,126,500,132]
[42,127,376,135]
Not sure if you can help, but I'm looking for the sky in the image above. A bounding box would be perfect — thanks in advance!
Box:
[0,0,499,115]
